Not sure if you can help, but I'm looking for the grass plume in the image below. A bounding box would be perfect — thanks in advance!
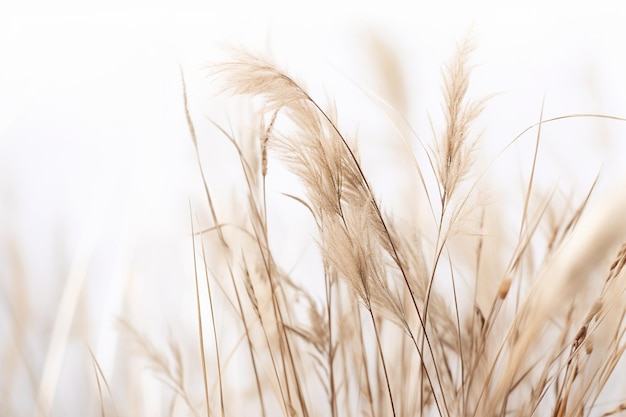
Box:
[192,41,626,417]
[6,34,626,417]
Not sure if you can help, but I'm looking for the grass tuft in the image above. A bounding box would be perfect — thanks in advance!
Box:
[6,34,626,417]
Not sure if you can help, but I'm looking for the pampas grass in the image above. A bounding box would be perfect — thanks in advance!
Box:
[178,38,626,417]
[5,30,626,417]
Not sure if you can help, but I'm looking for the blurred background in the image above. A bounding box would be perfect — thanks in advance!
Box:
[2,2,626,415]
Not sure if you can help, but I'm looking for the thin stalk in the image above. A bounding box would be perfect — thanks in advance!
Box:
[325,267,338,417]
[368,307,397,417]
[189,207,211,417]
[199,236,226,417]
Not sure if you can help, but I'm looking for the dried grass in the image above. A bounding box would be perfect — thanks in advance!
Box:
[5,34,626,417]
[186,38,626,417]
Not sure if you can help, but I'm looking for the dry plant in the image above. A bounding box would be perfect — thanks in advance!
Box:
[6,35,626,417]
[176,37,626,417]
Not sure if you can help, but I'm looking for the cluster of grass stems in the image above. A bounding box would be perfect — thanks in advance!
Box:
[175,41,626,417]
[7,38,626,417]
